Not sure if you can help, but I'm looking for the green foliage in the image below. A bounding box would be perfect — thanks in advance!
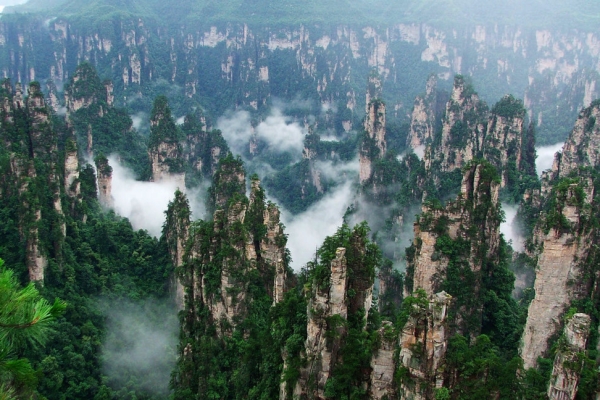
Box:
[445,334,522,399]
[544,178,586,234]
[67,63,149,178]
[491,95,526,119]
[0,259,66,398]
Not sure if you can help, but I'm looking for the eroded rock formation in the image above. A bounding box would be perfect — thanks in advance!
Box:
[94,154,113,208]
[148,96,185,187]
[520,102,600,369]
[398,291,452,399]
[407,74,438,149]
[164,190,191,309]
[294,247,349,398]
[547,313,591,400]
[408,162,501,301]
[174,156,288,339]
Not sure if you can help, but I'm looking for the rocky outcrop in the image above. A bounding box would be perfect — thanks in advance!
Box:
[148,95,185,187]
[181,112,228,180]
[360,98,387,183]
[482,95,527,188]
[424,75,487,173]
[164,190,191,309]
[149,142,186,187]
[294,248,348,398]
[520,101,600,369]
[398,291,452,400]
[520,178,594,369]
[64,139,80,199]
[369,321,397,400]
[408,162,501,300]
[407,74,438,149]
[547,313,591,400]
[2,18,600,144]
[177,157,288,338]
[0,80,70,283]
[94,154,113,208]
[64,63,102,116]
[262,202,287,303]
[359,73,387,183]
[550,101,600,179]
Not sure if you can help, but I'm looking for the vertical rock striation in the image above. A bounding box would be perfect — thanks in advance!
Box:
[94,154,113,208]
[148,95,185,188]
[397,291,452,399]
[360,74,387,183]
[408,162,501,303]
[175,156,288,339]
[520,101,600,369]
[164,190,191,309]
[547,313,591,400]
[407,74,438,149]
[294,247,348,398]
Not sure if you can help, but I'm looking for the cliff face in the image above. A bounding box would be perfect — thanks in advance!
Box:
[287,224,378,399]
[174,157,288,339]
[148,96,185,187]
[360,75,387,183]
[164,190,191,309]
[64,63,145,173]
[424,75,487,174]
[547,313,591,400]
[294,247,348,398]
[520,183,595,369]
[1,19,598,142]
[482,95,528,188]
[407,74,439,149]
[520,101,600,370]
[181,112,229,180]
[409,162,501,303]
[0,81,67,282]
[551,101,600,178]
[94,154,113,208]
[397,291,452,400]
[64,139,80,199]
[424,77,534,198]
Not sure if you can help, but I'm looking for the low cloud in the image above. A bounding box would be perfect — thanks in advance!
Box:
[313,158,360,181]
[217,108,307,160]
[108,156,206,237]
[500,203,524,252]
[131,112,147,131]
[100,298,177,397]
[280,181,354,270]
[397,145,425,161]
[536,143,563,176]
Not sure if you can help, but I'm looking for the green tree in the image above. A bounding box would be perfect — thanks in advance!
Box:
[0,259,66,399]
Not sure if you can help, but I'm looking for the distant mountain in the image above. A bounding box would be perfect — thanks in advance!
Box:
[5,0,600,28]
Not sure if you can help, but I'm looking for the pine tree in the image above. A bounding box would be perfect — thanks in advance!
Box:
[0,259,66,399]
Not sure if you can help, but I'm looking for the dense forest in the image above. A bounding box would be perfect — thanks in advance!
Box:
[1,0,600,399]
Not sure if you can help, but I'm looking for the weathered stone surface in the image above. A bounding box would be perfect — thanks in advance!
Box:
[64,144,80,199]
[520,180,594,369]
[360,75,387,183]
[556,102,600,178]
[149,141,186,188]
[369,321,397,399]
[95,156,113,208]
[410,163,500,296]
[407,74,437,149]
[547,313,591,400]
[295,247,348,399]
[425,75,487,174]
[398,291,452,399]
